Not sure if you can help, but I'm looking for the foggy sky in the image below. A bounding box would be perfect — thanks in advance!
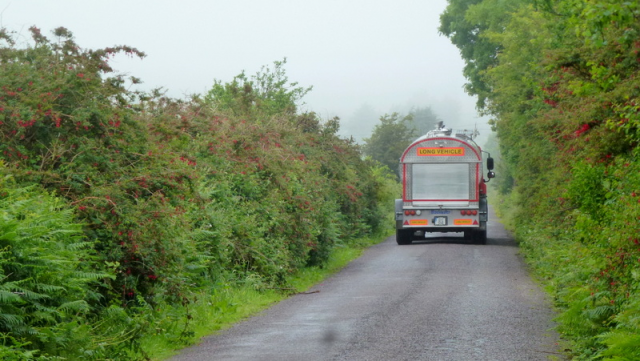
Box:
[0,0,490,142]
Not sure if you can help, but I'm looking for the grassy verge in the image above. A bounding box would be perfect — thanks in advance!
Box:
[489,189,518,233]
[490,190,574,359]
[142,231,392,360]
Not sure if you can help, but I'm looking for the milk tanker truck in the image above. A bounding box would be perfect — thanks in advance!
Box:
[395,122,495,245]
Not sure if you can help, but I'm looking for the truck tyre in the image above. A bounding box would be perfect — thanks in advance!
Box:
[396,229,413,245]
[473,229,487,245]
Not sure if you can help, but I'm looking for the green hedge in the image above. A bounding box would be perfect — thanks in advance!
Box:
[441,0,640,358]
[0,26,399,359]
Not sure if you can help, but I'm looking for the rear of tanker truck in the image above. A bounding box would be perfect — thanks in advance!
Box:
[395,124,495,245]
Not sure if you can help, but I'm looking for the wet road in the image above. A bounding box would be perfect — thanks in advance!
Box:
[171,207,562,360]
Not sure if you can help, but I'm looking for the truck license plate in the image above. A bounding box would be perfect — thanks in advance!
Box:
[433,216,448,226]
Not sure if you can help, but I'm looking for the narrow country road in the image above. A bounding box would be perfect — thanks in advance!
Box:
[171,207,563,361]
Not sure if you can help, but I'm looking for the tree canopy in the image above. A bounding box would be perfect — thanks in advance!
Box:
[363,113,416,174]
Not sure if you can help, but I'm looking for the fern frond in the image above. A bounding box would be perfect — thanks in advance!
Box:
[584,305,616,321]
[11,289,49,302]
[72,271,115,281]
[598,330,640,360]
[0,313,24,328]
[65,242,92,251]
[33,284,66,294]
[0,290,22,304]
[29,310,58,324]
[57,300,90,314]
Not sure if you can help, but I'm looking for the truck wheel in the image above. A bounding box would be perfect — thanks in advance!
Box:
[473,229,487,245]
[396,229,413,245]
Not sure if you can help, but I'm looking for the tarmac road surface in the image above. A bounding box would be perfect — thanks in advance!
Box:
[171,206,563,360]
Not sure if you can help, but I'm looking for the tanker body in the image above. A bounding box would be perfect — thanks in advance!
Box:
[395,123,495,245]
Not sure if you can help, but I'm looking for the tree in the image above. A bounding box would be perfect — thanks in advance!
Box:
[404,106,440,136]
[362,113,416,175]
[439,0,521,109]
[204,58,312,119]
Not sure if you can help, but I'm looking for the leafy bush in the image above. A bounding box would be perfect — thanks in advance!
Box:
[441,0,640,358]
[0,25,398,359]
[565,161,610,221]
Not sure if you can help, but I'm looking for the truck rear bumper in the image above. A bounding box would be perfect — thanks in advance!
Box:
[395,221,486,233]
[395,198,488,232]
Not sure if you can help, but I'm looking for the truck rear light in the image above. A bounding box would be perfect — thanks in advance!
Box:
[472,210,478,215]
[461,210,467,215]
[404,210,416,216]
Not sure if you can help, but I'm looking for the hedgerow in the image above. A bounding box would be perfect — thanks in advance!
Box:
[441,0,640,358]
[0,27,396,359]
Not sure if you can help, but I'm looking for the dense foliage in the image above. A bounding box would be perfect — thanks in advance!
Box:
[0,27,398,359]
[362,113,416,174]
[362,108,440,176]
[441,0,640,359]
